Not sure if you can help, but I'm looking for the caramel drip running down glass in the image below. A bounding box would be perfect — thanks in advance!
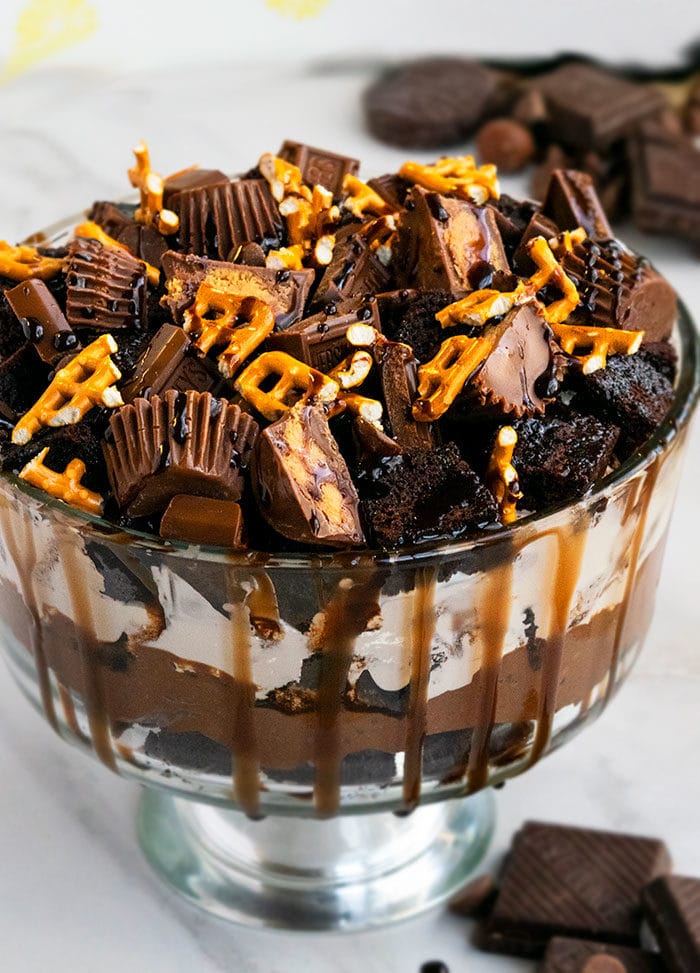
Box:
[0,214,698,931]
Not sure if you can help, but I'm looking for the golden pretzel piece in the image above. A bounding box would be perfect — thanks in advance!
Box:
[328,350,374,389]
[338,392,384,429]
[0,241,64,282]
[183,284,275,379]
[342,175,394,219]
[73,221,160,286]
[437,235,581,330]
[265,245,305,271]
[235,351,340,422]
[413,332,498,422]
[12,334,123,445]
[486,426,522,526]
[399,155,500,204]
[128,141,180,235]
[550,322,644,374]
[19,447,104,516]
[259,153,307,202]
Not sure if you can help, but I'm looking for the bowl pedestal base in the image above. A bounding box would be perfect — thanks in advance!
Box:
[137,787,495,931]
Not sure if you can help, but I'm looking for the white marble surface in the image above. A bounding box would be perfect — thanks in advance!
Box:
[0,64,699,973]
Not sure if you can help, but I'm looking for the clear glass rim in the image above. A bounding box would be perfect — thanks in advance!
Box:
[6,213,700,569]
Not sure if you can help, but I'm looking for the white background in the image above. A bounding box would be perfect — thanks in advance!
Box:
[0,8,700,972]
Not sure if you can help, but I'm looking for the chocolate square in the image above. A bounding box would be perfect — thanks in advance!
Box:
[482,821,671,957]
[266,296,380,372]
[542,168,613,239]
[643,875,700,973]
[630,136,700,243]
[278,140,359,199]
[313,225,393,306]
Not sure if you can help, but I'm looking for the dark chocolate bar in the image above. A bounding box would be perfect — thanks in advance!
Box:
[542,169,613,239]
[374,339,434,449]
[630,136,700,243]
[541,937,665,973]
[642,875,700,973]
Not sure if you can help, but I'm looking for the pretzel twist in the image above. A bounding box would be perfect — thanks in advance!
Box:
[73,221,160,286]
[341,175,394,219]
[235,351,340,421]
[0,241,64,282]
[550,322,644,374]
[399,155,500,205]
[328,350,374,389]
[412,333,497,422]
[19,447,104,515]
[12,334,123,445]
[486,426,522,525]
[183,284,275,379]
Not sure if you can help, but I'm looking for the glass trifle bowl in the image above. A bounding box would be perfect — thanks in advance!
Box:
[0,208,698,931]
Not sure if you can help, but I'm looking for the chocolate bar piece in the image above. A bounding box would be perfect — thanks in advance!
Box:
[65,237,148,330]
[5,279,80,366]
[120,324,191,401]
[562,239,677,343]
[513,413,620,508]
[88,200,168,268]
[103,391,258,516]
[367,173,409,209]
[266,296,381,372]
[642,875,700,973]
[467,304,555,418]
[253,401,364,548]
[534,62,666,149]
[398,186,509,292]
[541,937,665,973]
[374,339,433,449]
[278,140,360,199]
[160,495,245,548]
[360,443,499,549]
[511,211,559,275]
[228,179,283,254]
[482,821,671,957]
[161,251,314,330]
[542,169,613,239]
[630,137,700,243]
[313,224,393,305]
[163,168,230,203]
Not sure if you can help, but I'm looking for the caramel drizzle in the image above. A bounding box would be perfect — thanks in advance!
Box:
[247,562,283,642]
[402,567,437,810]
[526,520,588,767]
[604,457,661,706]
[313,565,383,816]
[59,535,116,771]
[466,556,515,792]
[0,499,58,731]
[228,575,261,818]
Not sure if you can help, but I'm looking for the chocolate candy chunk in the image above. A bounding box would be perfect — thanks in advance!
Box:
[65,237,148,330]
[572,352,675,456]
[364,57,499,148]
[161,251,313,330]
[278,140,360,199]
[374,339,434,449]
[643,875,700,973]
[88,200,168,268]
[120,324,190,401]
[512,211,559,275]
[541,937,665,973]
[476,118,536,174]
[351,415,403,466]
[630,137,700,243]
[5,279,80,366]
[467,305,555,418]
[103,391,258,517]
[542,169,613,239]
[160,495,245,548]
[512,414,619,508]
[267,296,381,372]
[482,821,671,958]
[252,401,364,548]
[163,167,230,203]
[360,443,498,549]
[535,62,666,149]
[488,194,541,254]
[234,241,267,267]
[398,187,508,292]
[367,173,409,209]
[228,179,283,253]
[562,239,677,343]
[313,225,393,306]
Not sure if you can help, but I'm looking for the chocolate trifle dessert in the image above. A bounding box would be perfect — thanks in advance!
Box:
[0,141,692,817]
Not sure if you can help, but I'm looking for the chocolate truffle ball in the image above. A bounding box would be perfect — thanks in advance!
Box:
[476,118,536,174]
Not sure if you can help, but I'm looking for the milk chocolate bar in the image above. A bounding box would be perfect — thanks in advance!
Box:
[5,279,80,366]
[159,495,245,548]
[374,339,433,449]
[313,225,393,305]
[278,140,360,199]
[542,169,613,240]
[266,297,381,372]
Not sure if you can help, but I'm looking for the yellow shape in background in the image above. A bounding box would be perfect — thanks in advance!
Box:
[2,0,98,81]
[266,0,332,19]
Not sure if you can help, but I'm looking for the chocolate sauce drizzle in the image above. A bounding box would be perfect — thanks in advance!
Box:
[402,567,437,810]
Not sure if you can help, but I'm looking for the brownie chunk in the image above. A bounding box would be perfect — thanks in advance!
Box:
[364,57,499,148]
[360,443,499,549]
[481,821,671,958]
[572,354,675,457]
[2,417,109,493]
[379,289,453,363]
[513,414,619,509]
[638,341,678,384]
[541,937,665,973]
